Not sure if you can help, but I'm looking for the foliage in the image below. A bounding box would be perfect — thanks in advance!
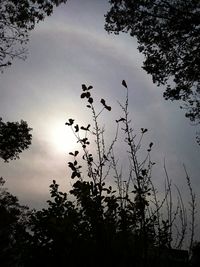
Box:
[190,242,200,267]
[0,82,197,266]
[0,177,31,267]
[0,0,67,71]
[105,0,200,125]
[25,82,196,267]
[0,117,32,162]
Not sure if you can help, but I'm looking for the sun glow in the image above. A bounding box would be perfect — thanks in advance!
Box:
[49,121,78,154]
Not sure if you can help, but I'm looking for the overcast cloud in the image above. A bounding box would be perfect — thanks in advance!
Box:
[0,0,199,226]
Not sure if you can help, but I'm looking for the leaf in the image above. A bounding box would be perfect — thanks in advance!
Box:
[85,92,91,98]
[71,172,77,179]
[100,99,105,105]
[80,93,86,98]
[100,98,111,111]
[116,118,125,123]
[68,162,74,168]
[138,45,144,52]
[88,85,93,90]
[122,80,127,88]
[80,125,90,131]
[141,128,148,134]
[82,84,87,91]
[149,142,153,148]
[141,169,147,176]
[74,151,79,157]
[105,105,111,111]
[74,124,79,132]
[65,119,74,126]
[88,97,93,104]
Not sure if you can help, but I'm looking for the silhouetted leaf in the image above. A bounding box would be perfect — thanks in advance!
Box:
[88,97,93,104]
[74,124,79,132]
[68,162,75,170]
[141,169,147,176]
[101,99,105,105]
[100,98,111,111]
[81,93,86,98]
[80,125,90,131]
[82,84,87,91]
[71,172,76,179]
[85,92,91,98]
[74,151,79,157]
[116,118,125,123]
[105,105,111,111]
[65,119,74,126]
[122,79,127,88]
[141,128,148,134]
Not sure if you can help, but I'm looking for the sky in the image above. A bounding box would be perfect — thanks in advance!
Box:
[0,0,199,239]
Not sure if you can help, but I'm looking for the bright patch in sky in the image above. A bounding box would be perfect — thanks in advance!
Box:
[48,121,78,154]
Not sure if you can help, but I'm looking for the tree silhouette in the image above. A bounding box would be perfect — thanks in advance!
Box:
[0,82,197,266]
[25,82,195,267]
[0,117,32,162]
[0,0,67,71]
[0,177,31,267]
[105,0,200,125]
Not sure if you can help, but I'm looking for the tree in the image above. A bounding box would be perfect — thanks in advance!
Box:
[0,0,67,71]
[0,177,31,267]
[105,0,200,124]
[0,117,32,162]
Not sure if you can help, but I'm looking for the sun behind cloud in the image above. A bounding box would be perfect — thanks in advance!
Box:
[49,120,78,154]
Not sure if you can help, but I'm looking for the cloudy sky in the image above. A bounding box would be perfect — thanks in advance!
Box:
[0,0,199,231]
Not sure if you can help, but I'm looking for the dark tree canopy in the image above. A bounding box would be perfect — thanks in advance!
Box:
[0,177,30,266]
[105,0,200,123]
[0,118,32,162]
[0,0,67,71]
